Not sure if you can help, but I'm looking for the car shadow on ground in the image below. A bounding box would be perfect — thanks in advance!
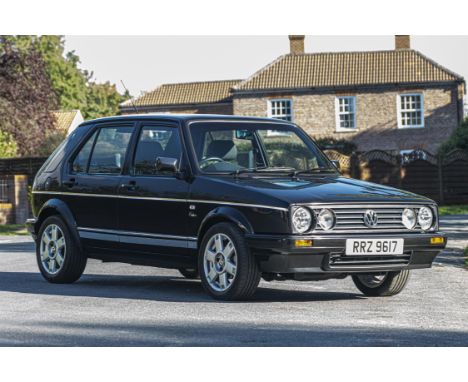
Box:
[0,271,363,303]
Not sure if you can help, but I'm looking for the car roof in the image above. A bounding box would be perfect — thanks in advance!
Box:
[80,113,295,126]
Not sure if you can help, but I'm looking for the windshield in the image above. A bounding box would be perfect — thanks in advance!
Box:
[188,122,336,174]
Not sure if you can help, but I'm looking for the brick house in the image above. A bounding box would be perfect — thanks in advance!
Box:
[120,36,465,154]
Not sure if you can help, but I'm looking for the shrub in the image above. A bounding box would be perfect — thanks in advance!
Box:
[0,130,18,158]
[314,137,357,155]
[439,118,468,155]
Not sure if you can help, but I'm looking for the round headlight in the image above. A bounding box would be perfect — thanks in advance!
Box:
[418,207,434,231]
[402,208,417,230]
[292,207,312,233]
[317,209,336,231]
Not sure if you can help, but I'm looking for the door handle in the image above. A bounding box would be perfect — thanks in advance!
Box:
[63,178,76,188]
[120,180,137,191]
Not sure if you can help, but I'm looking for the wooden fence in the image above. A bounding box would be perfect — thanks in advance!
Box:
[324,149,468,205]
[1,149,468,205]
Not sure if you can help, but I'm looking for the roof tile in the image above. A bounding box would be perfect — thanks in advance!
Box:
[235,50,463,91]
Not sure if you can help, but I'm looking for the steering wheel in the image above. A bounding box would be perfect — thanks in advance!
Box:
[199,157,226,169]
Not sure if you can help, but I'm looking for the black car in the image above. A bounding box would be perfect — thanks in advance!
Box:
[27,114,447,300]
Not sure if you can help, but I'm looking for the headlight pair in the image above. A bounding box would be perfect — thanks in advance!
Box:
[292,207,336,233]
[402,207,434,231]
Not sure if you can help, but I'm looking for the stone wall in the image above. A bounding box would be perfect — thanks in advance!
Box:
[233,84,461,154]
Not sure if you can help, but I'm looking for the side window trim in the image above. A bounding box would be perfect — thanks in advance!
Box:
[130,122,183,178]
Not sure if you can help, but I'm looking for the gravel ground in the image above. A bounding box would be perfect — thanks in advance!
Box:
[0,216,466,346]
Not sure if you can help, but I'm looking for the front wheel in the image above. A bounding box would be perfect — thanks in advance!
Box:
[198,223,261,300]
[352,270,410,297]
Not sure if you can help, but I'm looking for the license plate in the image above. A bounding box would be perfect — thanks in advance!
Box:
[345,238,404,255]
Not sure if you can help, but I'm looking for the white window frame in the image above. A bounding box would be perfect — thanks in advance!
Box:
[397,93,425,129]
[335,96,357,132]
[267,99,293,122]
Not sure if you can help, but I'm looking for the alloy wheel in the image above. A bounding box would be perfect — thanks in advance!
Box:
[203,233,237,292]
[40,224,66,275]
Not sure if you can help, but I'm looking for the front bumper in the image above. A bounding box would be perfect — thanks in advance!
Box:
[246,232,447,273]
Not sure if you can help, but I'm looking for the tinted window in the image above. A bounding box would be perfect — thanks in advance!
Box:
[88,126,133,174]
[72,131,98,173]
[133,126,182,176]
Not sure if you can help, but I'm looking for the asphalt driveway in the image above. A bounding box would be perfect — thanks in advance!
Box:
[0,216,466,346]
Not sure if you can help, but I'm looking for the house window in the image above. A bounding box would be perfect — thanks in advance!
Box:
[335,96,356,131]
[268,99,293,122]
[398,94,424,128]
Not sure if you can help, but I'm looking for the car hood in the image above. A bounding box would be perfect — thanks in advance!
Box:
[211,175,432,205]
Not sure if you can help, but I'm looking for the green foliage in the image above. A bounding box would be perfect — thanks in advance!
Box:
[85,82,127,120]
[439,205,468,216]
[0,130,18,158]
[439,118,468,155]
[3,35,127,120]
[314,136,357,155]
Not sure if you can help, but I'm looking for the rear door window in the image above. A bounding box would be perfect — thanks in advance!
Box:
[88,126,134,174]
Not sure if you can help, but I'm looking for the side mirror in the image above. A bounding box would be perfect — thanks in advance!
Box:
[155,157,178,173]
[331,160,341,171]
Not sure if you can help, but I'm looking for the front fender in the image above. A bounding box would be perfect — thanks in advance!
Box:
[198,206,254,238]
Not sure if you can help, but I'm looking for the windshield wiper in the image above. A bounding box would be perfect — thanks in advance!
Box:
[291,167,337,177]
[229,167,296,177]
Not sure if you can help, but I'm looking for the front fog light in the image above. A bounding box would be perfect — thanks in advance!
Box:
[402,208,417,229]
[317,208,336,231]
[292,207,312,233]
[418,207,434,231]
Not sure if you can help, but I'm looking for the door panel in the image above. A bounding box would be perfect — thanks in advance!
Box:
[117,123,191,256]
[63,124,135,251]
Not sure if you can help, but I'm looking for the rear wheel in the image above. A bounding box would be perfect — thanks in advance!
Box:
[178,268,199,279]
[352,270,410,297]
[36,215,87,283]
[198,222,260,300]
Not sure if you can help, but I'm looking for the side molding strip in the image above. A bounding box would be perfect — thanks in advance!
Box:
[32,191,288,212]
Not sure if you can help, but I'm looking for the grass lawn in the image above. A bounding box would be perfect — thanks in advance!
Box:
[0,224,28,236]
[439,205,468,216]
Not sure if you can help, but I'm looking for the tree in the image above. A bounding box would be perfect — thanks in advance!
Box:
[439,118,468,155]
[6,35,127,120]
[0,38,58,156]
[85,82,128,120]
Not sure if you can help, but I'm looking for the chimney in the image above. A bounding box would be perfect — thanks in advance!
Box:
[289,35,305,54]
[395,35,410,50]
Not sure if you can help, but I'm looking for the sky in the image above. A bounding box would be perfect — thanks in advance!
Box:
[64,36,468,97]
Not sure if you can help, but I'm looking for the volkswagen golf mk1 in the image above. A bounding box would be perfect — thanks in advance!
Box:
[27,114,447,300]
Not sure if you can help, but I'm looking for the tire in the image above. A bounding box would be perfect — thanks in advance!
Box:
[178,268,199,279]
[198,222,261,301]
[352,270,410,297]
[36,215,87,284]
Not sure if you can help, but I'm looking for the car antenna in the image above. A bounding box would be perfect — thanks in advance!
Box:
[120,80,139,114]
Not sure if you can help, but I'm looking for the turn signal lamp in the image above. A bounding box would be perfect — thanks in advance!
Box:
[430,237,445,245]
[295,239,313,247]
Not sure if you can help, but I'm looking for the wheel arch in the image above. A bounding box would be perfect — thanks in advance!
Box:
[197,206,253,244]
[35,199,82,251]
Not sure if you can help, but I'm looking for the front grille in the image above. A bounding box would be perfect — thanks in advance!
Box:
[308,204,433,234]
[328,252,411,270]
